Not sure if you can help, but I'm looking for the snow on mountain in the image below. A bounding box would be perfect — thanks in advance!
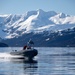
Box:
[0,9,75,39]
[50,13,75,24]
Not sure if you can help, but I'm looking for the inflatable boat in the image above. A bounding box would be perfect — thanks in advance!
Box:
[10,49,38,60]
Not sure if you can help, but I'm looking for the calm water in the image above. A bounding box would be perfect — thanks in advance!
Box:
[0,47,75,75]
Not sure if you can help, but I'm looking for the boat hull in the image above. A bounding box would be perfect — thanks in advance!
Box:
[10,49,38,60]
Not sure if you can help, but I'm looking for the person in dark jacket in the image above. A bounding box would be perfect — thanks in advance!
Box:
[23,45,27,50]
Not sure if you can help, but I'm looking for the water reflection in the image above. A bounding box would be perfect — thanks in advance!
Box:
[37,47,75,75]
[0,58,38,75]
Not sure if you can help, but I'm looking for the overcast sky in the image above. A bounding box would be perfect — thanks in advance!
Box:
[0,0,75,15]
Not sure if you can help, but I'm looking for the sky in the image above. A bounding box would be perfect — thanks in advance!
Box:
[0,0,75,15]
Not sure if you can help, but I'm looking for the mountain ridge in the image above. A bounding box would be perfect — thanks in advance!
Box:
[0,9,75,39]
[0,9,75,47]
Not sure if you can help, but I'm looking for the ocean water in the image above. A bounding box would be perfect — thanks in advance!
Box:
[0,47,75,75]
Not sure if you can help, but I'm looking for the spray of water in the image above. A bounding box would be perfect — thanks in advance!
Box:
[0,53,24,61]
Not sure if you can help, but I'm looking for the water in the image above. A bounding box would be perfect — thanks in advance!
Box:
[0,47,75,75]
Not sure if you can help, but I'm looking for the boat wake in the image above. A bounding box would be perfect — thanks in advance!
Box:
[0,52,38,62]
[0,53,24,60]
[0,53,38,66]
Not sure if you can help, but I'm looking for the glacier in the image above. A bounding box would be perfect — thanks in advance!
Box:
[0,9,75,39]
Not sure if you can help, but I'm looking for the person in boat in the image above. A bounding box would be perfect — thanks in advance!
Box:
[23,39,34,50]
[23,45,27,50]
[23,45,31,50]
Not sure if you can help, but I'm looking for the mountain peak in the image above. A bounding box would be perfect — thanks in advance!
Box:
[0,9,75,39]
[58,13,68,18]
[25,10,37,17]
[37,9,44,13]
[37,9,57,17]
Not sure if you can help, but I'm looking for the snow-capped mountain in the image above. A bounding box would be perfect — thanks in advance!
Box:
[0,9,75,39]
